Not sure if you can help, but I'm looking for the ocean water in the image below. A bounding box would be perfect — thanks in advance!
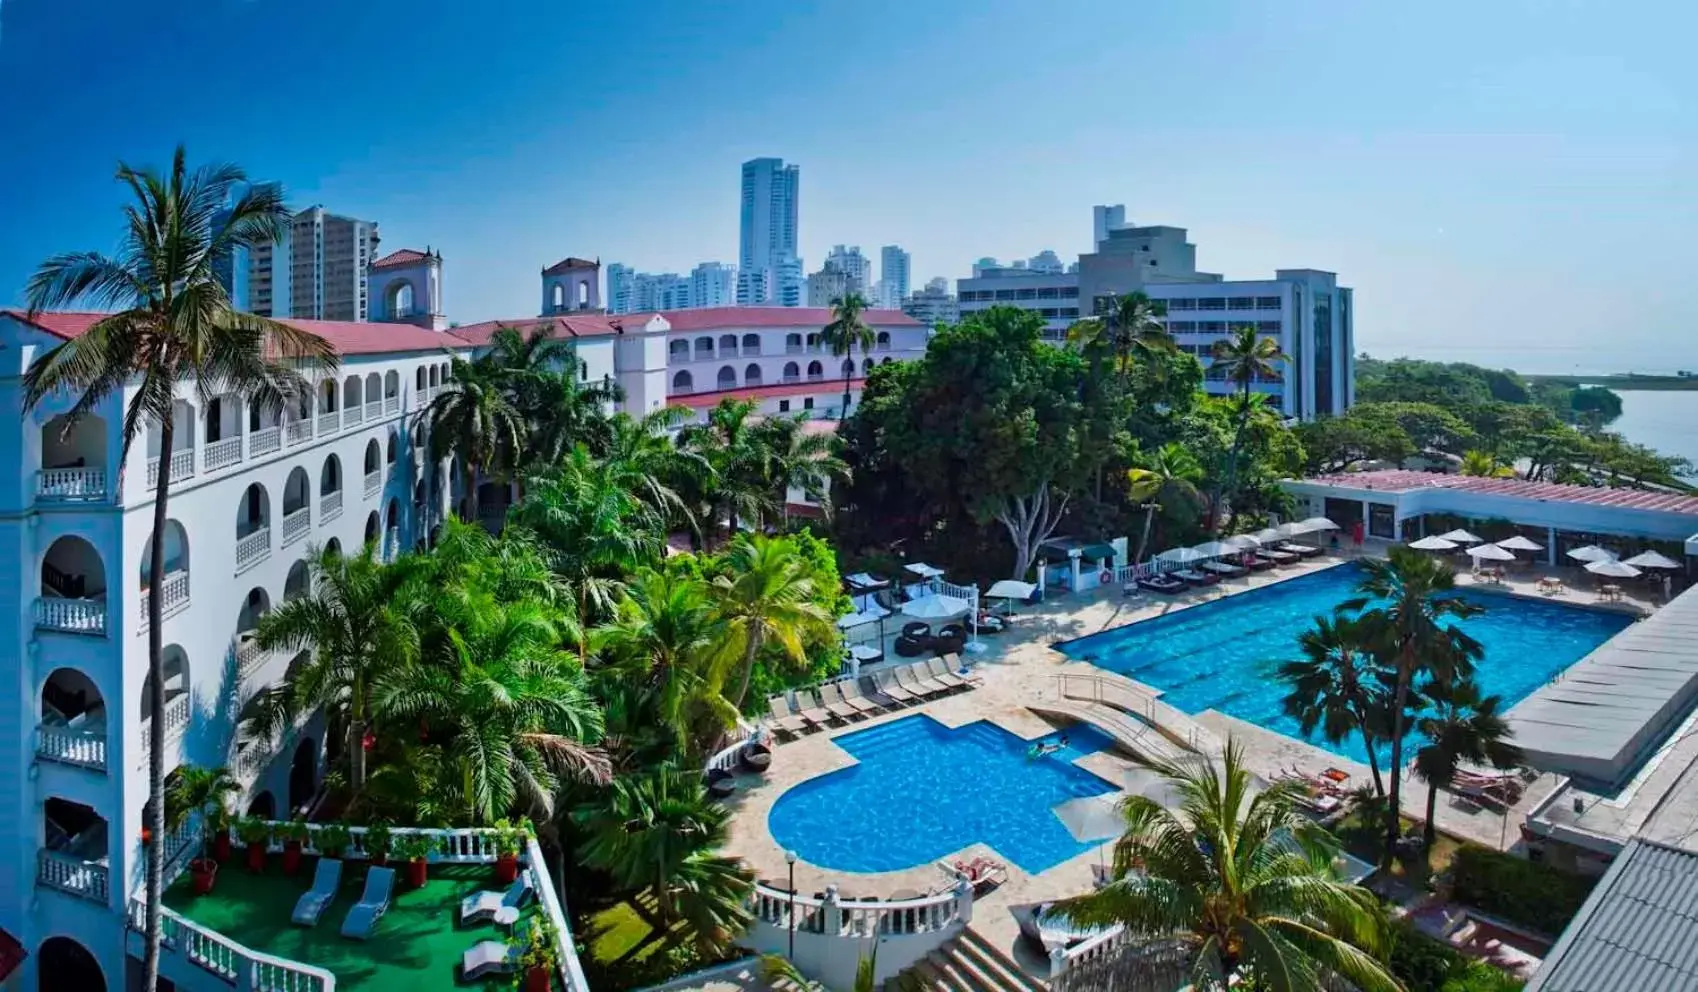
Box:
[1607,390,1698,477]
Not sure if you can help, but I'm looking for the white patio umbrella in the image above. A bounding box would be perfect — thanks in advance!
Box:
[1053,794,1126,843]
[1623,550,1682,570]
[1495,535,1544,552]
[1466,543,1516,562]
[1296,516,1340,533]
[1273,522,1306,539]
[901,594,971,620]
[1437,528,1483,544]
[1252,527,1285,543]
[904,561,946,579]
[1407,536,1458,551]
[985,579,1038,601]
[1223,534,1262,550]
[1585,559,1641,579]
[1191,541,1235,558]
[1567,545,1616,563]
[1155,546,1207,565]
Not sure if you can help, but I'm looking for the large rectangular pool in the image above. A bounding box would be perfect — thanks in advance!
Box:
[1057,563,1634,765]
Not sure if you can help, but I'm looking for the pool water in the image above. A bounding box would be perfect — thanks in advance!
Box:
[1059,562,1634,765]
[768,716,1118,874]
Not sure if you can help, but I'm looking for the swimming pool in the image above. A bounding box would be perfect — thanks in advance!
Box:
[1058,562,1634,765]
[768,716,1119,874]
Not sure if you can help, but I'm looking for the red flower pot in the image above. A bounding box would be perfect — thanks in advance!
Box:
[246,842,266,873]
[212,830,232,863]
[371,853,389,867]
[405,858,428,889]
[282,841,303,875]
[190,858,219,895]
[495,853,518,885]
[525,965,551,992]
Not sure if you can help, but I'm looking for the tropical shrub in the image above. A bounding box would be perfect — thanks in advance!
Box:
[1448,846,1595,936]
[1386,920,1524,992]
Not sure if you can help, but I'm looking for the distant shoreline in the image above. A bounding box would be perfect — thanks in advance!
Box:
[1523,373,1698,392]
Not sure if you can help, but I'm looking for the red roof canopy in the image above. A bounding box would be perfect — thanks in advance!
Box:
[542,257,598,275]
[1302,469,1698,517]
[2,309,457,357]
[370,248,433,270]
[446,315,629,345]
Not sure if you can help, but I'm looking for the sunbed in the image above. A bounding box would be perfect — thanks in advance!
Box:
[892,665,945,698]
[1199,560,1247,578]
[459,876,532,927]
[902,661,954,695]
[816,683,863,721]
[340,866,395,939]
[766,695,811,737]
[291,857,342,926]
[461,939,519,981]
[926,658,971,690]
[1254,549,1298,566]
[1240,553,1276,571]
[1138,575,1186,595]
[794,689,835,727]
[1171,569,1219,587]
[1278,542,1324,559]
[837,679,884,715]
[872,671,919,705]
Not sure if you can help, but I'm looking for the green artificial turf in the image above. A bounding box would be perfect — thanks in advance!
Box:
[164,856,541,992]
[586,902,654,965]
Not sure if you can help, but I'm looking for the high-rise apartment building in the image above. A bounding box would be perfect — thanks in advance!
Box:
[606,262,737,314]
[736,158,800,305]
[824,246,872,295]
[773,255,805,307]
[248,207,380,321]
[1093,204,1127,249]
[632,273,693,312]
[879,246,911,308]
[689,262,737,308]
[606,263,635,314]
[902,276,957,328]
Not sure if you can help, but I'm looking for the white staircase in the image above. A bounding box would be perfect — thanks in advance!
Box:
[899,928,1047,992]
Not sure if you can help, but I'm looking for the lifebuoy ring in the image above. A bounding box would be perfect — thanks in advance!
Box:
[1100,569,1113,584]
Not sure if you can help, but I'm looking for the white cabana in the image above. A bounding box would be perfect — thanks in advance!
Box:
[1495,535,1545,552]
[1408,536,1458,551]
[1585,559,1642,579]
[904,562,946,580]
[1567,545,1616,563]
[1623,550,1682,570]
[1437,528,1483,544]
[837,604,890,630]
[901,594,971,620]
[1191,541,1236,558]
[1155,547,1208,565]
[1251,527,1285,544]
[1223,534,1262,550]
[985,579,1037,601]
[1466,543,1516,562]
[1295,516,1340,533]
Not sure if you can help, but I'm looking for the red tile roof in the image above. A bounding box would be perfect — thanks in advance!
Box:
[634,306,921,330]
[2,309,460,357]
[370,248,433,270]
[673,377,863,409]
[1300,469,1698,517]
[446,315,629,346]
[542,257,598,275]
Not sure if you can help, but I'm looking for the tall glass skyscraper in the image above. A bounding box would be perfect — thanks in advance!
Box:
[736,158,799,305]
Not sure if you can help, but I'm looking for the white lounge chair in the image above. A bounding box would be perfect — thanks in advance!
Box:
[340,866,395,939]
[794,689,834,727]
[459,876,532,927]
[873,670,919,705]
[927,658,971,689]
[461,939,518,981]
[291,857,343,926]
[901,662,952,695]
[766,695,811,737]
[837,680,883,715]
[817,683,862,721]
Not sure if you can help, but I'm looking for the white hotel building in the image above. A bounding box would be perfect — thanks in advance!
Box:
[0,250,923,992]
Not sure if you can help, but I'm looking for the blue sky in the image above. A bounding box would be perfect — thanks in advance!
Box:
[2,0,1694,371]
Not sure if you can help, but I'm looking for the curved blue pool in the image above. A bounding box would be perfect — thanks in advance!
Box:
[768,717,1118,874]
[1058,562,1633,764]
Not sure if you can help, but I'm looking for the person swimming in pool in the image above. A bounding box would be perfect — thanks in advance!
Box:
[1027,734,1070,758]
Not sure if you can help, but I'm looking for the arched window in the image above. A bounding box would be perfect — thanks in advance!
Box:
[576,280,590,308]
[415,367,426,390]
[282,466,311,516]
[745,363,763,386]
[319,379,338,412]
[783,362,800,383]
[881,356,894,366]
[391,281,415,317]
[742,333,761,354]
[672,370,694,394]
[694,336,714,360]
[669,339,689,361]
[785,333,802,351]
[719,334,738,356]
[386,432,398,465]
[428,366,439,388]
[717,366,737,389]
[364,439,381,475]
[841,359,855,375]
[876,330,891,350]
[320,454,342,494]
[342,375,362,411]
[806,333,820,350]
[807,361,823,381]
[236,482,270,539]
[862,358,874,375]
[551,283,565,310]
[384,370,400,400]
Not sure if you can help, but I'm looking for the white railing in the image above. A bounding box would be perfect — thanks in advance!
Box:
[37,724,107,770]
[129,900,335,992]
[39,849,108,904]
[344,405,364,428]
[204,436,244,471]
[147,449,195,489]
[236,638,272,681]
[1051,924,1129,980]
[37,466,107,502]
[751,880,970,939]
[363,470,381,497]
[317,411,339,435]
[35,596,107,636]
[139,570,191,628]
[385,395,400,415]
[281,507,311,546]
[364,400,381,421]
[320,490,343,522]
[706,726,759,774]
[285,419,312,446]
[235,527,271,574]
[140,693,191,767]
[251,425,283,456]
[527,834,591,992]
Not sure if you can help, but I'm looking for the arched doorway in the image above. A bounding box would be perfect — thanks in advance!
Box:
[288,737,318,812]
[38,936,104,992]
[246,791,276,819]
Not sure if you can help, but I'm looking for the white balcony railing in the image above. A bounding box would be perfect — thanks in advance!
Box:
[203,436,243,472]
[35,596,107,636]
[39,850,108,904]
[363,470,381,497]
[782,373,800,384]
[37,724,107,770]
[128,899,335,992]
[250,425,283,456]
[37,467,107,503]
[385,395,400,414]
[146,449,195,490]
[320,490,343,522]
[344,405,363,428]
[281,507,310,546]
[364,399,381,421]
[807,372,824,382]
[235,527,271,574]
[140,692,191,768]
[139,569,190,628]
[786,344,805,354]
[316,411,339,435]
[284,420,312,446]
[236,637,272,681]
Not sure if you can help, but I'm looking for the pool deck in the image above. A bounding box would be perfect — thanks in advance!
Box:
[729,545,1662,980]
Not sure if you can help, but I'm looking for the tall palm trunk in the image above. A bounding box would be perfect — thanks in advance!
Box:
[1424,780,1441,853]
[462,461,479,523]
[1209,385,1252,532]
[142,415,174,992]
[1384,643,1415,865]
[731,631,764,709]
[1134,504,1157,564]
[1355,711,1386,797]
[349,673,367,791]
[840,351,853,417]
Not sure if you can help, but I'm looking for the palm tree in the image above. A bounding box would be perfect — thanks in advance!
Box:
[573,764,737,923]
[714,534,834,709]
[163,765,239,865]
[250,542,415,792]
[678,399,775,542]
[604,407,708,533]
[754,414,847,524]
[1459,450,1514,478]
[1413,680,1522,853]
[486,324,621,466]
[423,351,524,522]
[1347,546,1484,865]
[1068,291,1175,380]
[821,292,874,416]
[665,850,756,957]
[1208,326,1288,530]
[1279,614,1387,796]
[1125,443,1205,564]
[20,146,335,992]
[1051,741,1399,992]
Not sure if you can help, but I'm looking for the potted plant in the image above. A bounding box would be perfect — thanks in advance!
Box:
[515,917,557,992]
[393,833,437,889]
[279,819,310,875]
[235,816,272,873]
[492,818,528,885]
[363,822,393,866]
[164,765,238,895]
[315,823,351,860]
